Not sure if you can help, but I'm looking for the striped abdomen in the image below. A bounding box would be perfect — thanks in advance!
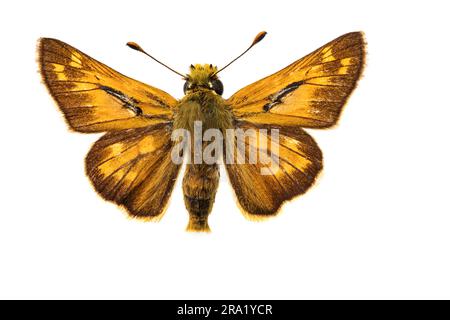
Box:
[182,163,219,232]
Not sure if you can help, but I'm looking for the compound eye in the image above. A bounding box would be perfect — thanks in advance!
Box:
[183,81,191,94]
[211,79,224,95]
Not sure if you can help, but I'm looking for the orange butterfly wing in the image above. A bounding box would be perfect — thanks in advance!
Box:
[38,38,177,132]
[224,121,322,216]
[227,32,365,128]
[39,38,182,218]
[225,32,365,216]
[86,124,181,219]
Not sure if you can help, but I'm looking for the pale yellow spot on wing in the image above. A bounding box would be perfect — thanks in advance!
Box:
[50,63,67,80]
[51,63,65,72]
[336,66,350,75]
[98,162,116,178]
[320,46,336,62]
[71,52,82,63]
[340,57,354,66]
[69,53,82,68]
[110,143,124,154]
[56,72,67,81]
[322,54,336,63]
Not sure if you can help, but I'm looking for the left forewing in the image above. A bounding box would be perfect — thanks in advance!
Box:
[38,38,178,132]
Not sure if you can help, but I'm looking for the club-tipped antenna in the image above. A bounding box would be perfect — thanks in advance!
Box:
[126,41,186,78]
[212,31,267,77]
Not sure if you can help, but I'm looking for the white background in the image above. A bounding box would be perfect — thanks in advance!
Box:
[0,0,449,299]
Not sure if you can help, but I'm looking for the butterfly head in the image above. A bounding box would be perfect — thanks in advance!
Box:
[183,64,223,95]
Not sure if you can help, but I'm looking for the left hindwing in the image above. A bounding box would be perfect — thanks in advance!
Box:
[227,32,365,128]
[86,123,181,219]
[38,38,177,132]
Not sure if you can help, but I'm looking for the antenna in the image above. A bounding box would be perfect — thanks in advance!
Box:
[126,41,186,78]
[212,31,267,77]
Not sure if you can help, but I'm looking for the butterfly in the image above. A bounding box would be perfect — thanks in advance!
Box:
[38,31,365,232]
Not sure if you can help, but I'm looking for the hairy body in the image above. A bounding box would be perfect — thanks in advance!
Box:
[174,65,233,231]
